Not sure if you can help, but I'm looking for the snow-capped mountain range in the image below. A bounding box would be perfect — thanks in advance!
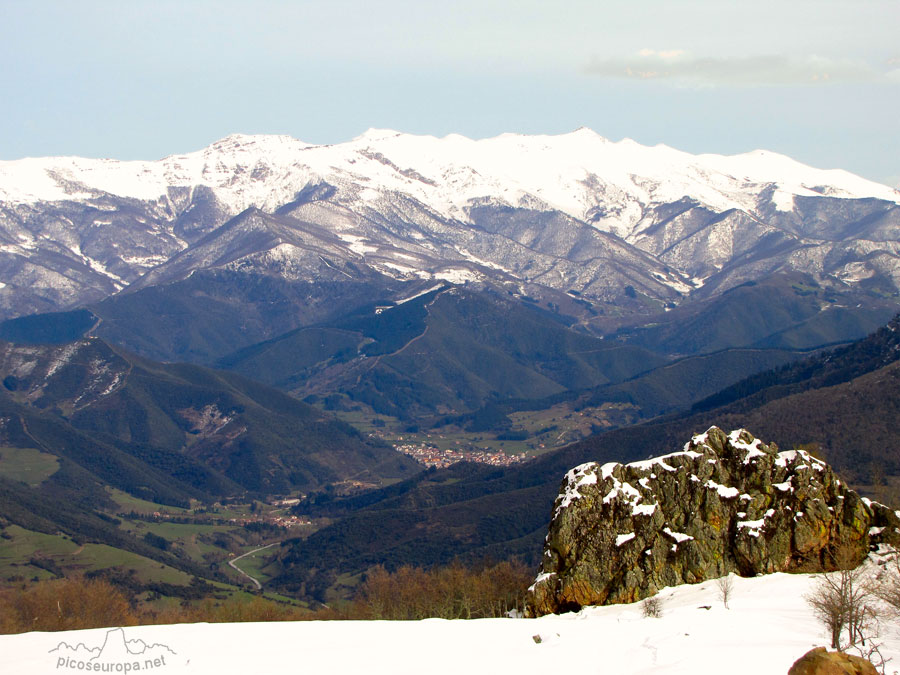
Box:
[0,128,898,320]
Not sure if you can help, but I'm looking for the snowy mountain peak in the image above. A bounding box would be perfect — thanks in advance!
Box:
[201,132,312,152]
[1,129,899,320]
[2,129,897,218]
[352,128,406,143]
[572,125,601,136]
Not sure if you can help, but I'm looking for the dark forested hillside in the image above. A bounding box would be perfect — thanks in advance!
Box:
[0,338,420,497]
[273,314,900,602]
[0,336,423,598]
[692,313,900,412]
[613,273,895,355]
[220,288,668,419]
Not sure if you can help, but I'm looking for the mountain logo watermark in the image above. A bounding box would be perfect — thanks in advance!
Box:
[48,627,179,672]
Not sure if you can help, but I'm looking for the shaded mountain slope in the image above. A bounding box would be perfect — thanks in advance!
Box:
[273,314,900,601]
[692,313,900,412]
[218,273,894,429]
[0,338,420,495]
[0,269,893,437]
[0,268,420,365]
[577,346,809,418]
[614,272,896,356]
[89,269,413,364]
[221,288,668,419]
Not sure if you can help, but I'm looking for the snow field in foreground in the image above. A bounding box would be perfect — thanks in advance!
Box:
[3,571,898,674]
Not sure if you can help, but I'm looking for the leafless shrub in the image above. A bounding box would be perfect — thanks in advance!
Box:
[870,546,900,618]
[715,574,734,609]
[805,547,878,652]
[0,577,137,634]
[853,639,890,675]
[354,559,533,620]
[641,595,663,618]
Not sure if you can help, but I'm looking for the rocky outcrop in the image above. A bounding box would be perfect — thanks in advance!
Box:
[528,426,900,616]
[788,647,878,675]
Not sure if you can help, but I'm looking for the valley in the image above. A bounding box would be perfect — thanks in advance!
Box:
[7,3,900,672]
[0,476,325,609]
[0,128,899,620]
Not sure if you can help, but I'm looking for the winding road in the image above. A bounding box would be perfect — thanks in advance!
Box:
[227,542,277,590]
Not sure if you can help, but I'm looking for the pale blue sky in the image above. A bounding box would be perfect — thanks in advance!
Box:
[2,0,898,185]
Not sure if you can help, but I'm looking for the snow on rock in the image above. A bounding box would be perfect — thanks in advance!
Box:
[629,449,701,473]
[728,428,767,464]
[662,527,694,543]
[529,426,900,616]
[737,510,776,538]
[632,503,658,517]
[616,533,637,547]
[773,479,793,492]
[705,479,740,499]
[527,571,556,592]
[602,479,642,506]
[553,462,600,515]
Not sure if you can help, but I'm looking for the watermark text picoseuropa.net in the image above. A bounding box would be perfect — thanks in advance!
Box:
[48,627,179,672]
[55,654,169,672]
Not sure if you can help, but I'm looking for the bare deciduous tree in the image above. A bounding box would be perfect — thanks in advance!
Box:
[805,547,877,651]
[715,574,734,609]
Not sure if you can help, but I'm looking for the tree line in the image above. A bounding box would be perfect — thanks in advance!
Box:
[0,559,533,633]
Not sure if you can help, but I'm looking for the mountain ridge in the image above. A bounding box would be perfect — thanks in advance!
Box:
[3,129,897,215]
[1,128,898,322]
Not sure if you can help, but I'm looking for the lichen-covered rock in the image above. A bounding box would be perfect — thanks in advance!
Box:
[788,647,878,675]
[528,426,900,616]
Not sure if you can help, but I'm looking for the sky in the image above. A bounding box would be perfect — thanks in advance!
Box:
[1,0,898,186]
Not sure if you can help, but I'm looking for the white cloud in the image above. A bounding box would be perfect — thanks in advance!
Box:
[586,50,896,87]
[637,48,685,60]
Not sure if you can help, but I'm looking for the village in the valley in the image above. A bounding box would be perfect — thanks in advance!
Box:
[392,440,529,468]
